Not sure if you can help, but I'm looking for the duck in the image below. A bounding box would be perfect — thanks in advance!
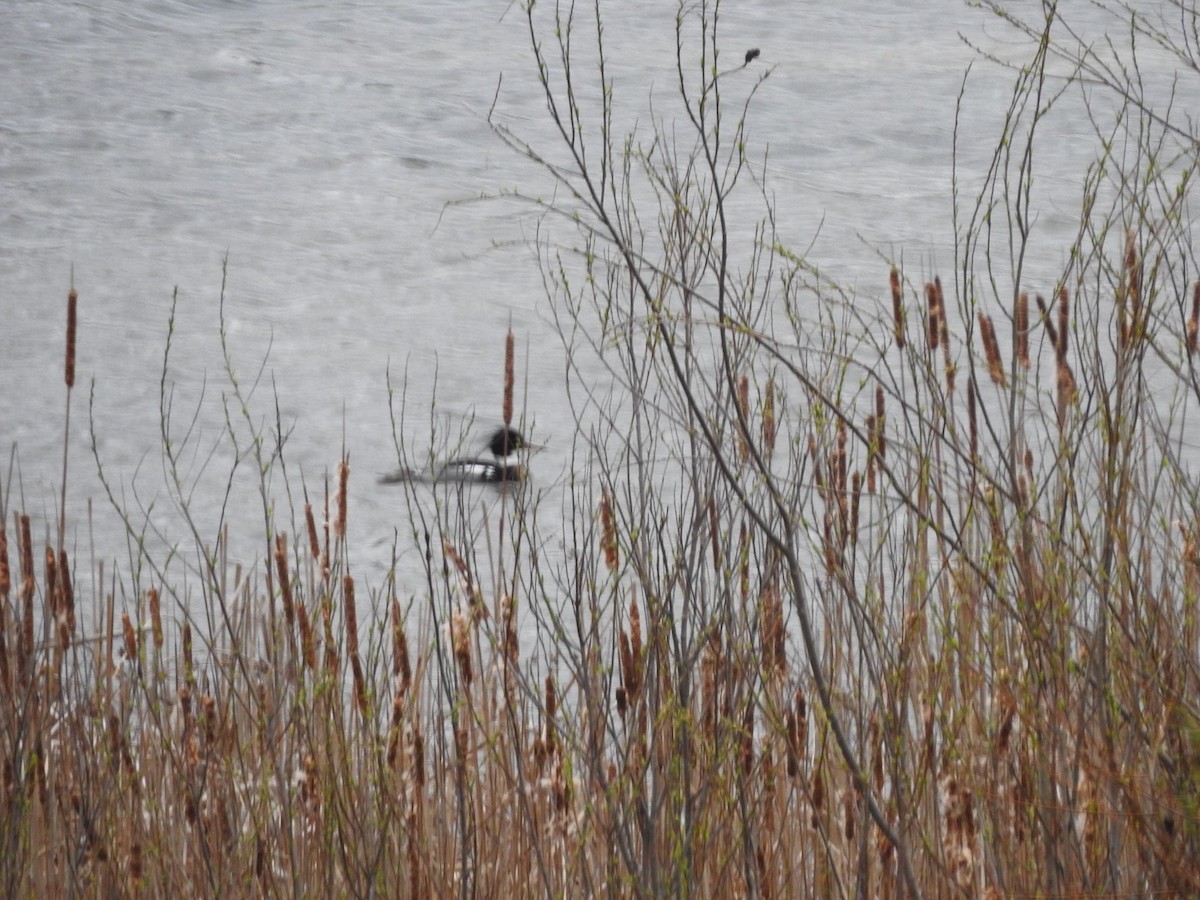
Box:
[379,426,536,485]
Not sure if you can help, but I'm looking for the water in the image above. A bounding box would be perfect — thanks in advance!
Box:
[2,0,1195,635]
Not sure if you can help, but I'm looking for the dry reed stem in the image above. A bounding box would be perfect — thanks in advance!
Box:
[890,267,905,348]
[503,329,515,426]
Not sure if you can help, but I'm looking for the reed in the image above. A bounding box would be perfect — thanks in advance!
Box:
[4,1,1199,895]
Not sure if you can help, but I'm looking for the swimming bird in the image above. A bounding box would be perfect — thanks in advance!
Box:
[379,426,536,485]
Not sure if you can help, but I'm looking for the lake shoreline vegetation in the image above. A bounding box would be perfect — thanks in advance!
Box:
[4,1,1200,895]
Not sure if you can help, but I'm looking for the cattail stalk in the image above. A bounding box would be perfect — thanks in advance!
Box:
[1036,293,1058,348]
[926,282,940,351]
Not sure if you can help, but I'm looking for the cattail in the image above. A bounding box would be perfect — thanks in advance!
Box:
[762,376,776,459]
[808,433,824,491]
[0,526,9,598]
[44,546,58,617]
[978,313,1006,386]
[121,614,138,665]
[936,277,955,393]
[503,329,515,426]
[182,622,194,687]
[1188,282,1200,356]
[737,374,751,462]
[761,580,785,678]
[599,491,619,571]
[411,725,425,787]
[66,288,77,389]
[148,587,162,650]
[392,599,411,694]
[738,520,751,602]
[786,708,801,778]
[875,384,886,460]
[1056,360,1077,424]
[544,675,558,757]
[501,594,518,663]
[629,598,642,670]
[850,471,862,546]
[1125,229,1141,339]
[707,496,721,574]
[926,282,940,351]
[1057,286,1069,361]
[451,609,472,685]
[296,604,315,671]
[274,533,294,631]
[890,267,905,348]
[1035,293,1058,348]
[1016,291,1030,368]
[967,379,978,462]
[335,459,349,540]
[304,503,320,559]
[740,699,755,776]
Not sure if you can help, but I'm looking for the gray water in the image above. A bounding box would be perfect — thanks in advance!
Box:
[2,0,1193,634]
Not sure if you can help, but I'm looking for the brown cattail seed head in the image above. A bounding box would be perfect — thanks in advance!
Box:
[503,330,515,426]
[335,460,349,539]
[1036,293,1058,347]
[599,491,619,571]
[148,587,162,650]
[0,526,9,598]
[978,313,1006,386]
[1187,281,1199,356]
[926,282,940,351]
[890,267,905,348]
[66,289,77,388]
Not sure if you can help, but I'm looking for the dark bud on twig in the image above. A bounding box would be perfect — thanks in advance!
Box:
[744,48,761,65]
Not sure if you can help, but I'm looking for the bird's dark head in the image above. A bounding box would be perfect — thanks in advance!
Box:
[486,426,532,458]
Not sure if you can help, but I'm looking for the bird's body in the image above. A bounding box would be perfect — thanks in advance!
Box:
[380,426,534,485]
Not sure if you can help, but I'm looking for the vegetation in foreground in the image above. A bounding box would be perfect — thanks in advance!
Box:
[4,1,1200,895]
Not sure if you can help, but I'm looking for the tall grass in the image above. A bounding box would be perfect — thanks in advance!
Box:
[4,0,1200,896]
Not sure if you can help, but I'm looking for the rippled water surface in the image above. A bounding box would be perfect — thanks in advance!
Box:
[2,1,1194,630]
